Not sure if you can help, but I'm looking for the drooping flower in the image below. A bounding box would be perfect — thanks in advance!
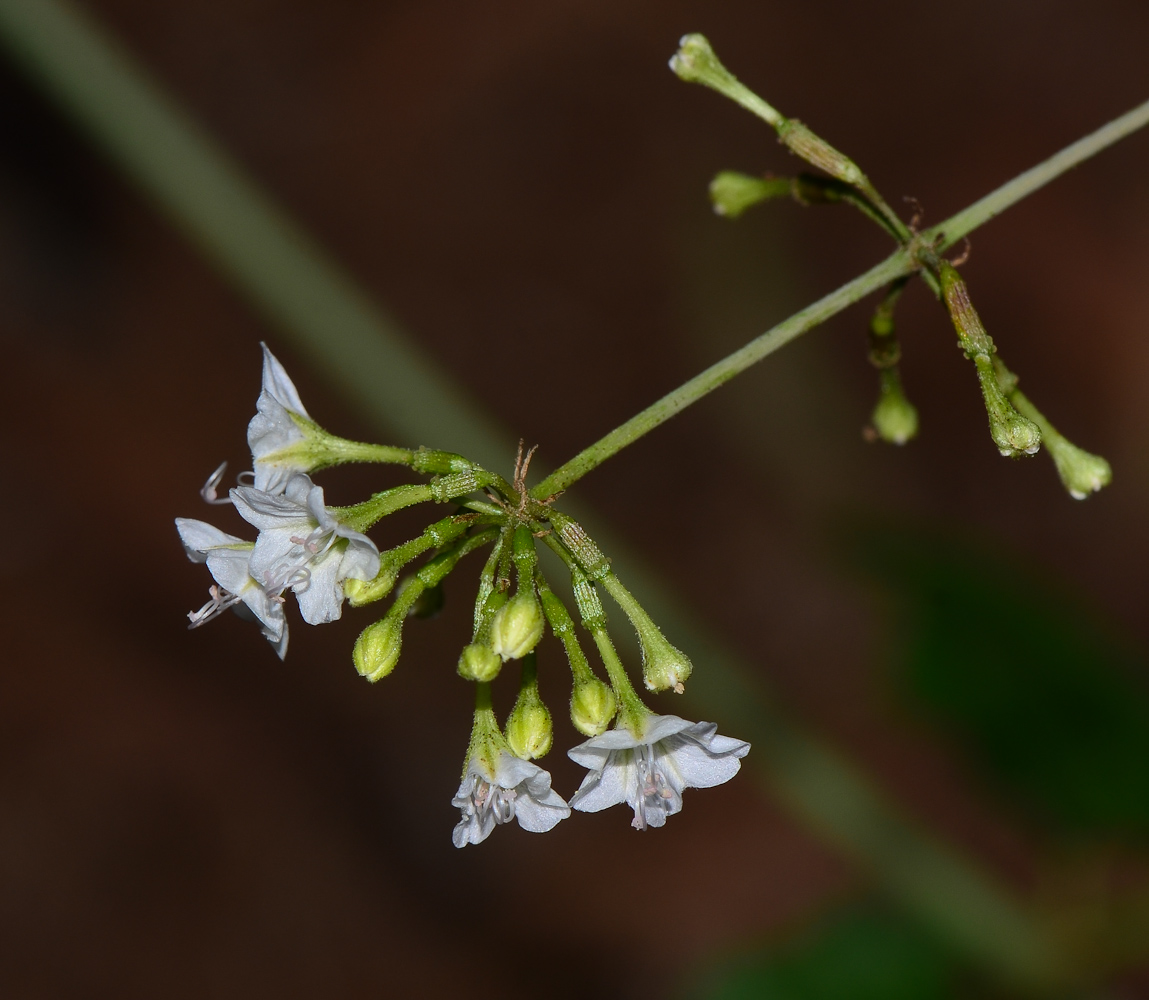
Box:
[568,713,750,830]
[247,343,317,493]
[452,749,570,848]
[176,517,288,659]
[231,472,380,625]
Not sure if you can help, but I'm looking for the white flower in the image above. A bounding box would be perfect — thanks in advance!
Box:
[568,713,750,830]
[452,750,570,848]
[247,343,313,494]
[176,518,289,659]
[231,472,380,625]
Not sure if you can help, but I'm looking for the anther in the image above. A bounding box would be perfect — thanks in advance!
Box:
[200,461,233,505]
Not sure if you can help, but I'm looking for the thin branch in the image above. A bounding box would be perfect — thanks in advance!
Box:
[531,96,1149,498]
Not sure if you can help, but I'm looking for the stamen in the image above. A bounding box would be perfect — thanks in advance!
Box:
[261,525,335,596]
[187,584,243,628]
[630,745,680,831]
[470,778,518,826]
[200,461,233,505]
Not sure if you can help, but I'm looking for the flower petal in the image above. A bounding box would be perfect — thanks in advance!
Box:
[231,485,312,534]
[640,713,695,744]
[248,345,310,493]
[569,748,636,813]
[293,552,345,624]
[657,734,747,789]
[175,518,250,562]
[514,787,570,833]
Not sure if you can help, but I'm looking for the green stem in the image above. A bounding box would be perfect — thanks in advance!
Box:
[334,484,433,532]
[923,96,1149,247]
[532,94,1149,498]
[531,248,914,497]
[317,438,414,467]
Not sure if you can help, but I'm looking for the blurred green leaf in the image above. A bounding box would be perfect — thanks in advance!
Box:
[696,907,956,1000]
[851,526,1149,836]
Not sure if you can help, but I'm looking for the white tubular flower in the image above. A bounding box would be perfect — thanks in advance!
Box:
[452,750,570,848]
[568,713,750,830]
[231,473,380,625]
[175,518,289,659]
[247,343,315,493]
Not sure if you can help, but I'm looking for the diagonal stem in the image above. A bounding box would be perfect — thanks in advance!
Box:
[531,95,1149,499]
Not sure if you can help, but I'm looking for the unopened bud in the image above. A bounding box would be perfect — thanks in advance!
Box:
[457,643,502,683]
[506,696,552,760]
[570,677,617,736]
[352,616,402,682]
[344,560,401,607]
[975,357,1041,457]
[1046,436,1112,499]
[641,631,693,694]
[870,369,918,445]
[490,589,544,661]
[669,33,784,130]
[709,171,788,218]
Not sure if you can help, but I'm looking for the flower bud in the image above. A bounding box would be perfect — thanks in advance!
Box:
[506,696,552,760]
[870,369,918,445]
[667,34,788,127]
[641,631,694,694]
[489,590,544,661]
[570,677,617,737]
[457,642,502,683]
[1046,436,1112,499]
[353,615,402,682]
[709,171,787,219]
[506,655,553,760]
[976,357,1041,456]
[344,560,401,607]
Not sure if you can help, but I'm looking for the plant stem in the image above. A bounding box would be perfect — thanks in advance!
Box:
[532,95,1149,498]
[923,96,1149,247]
[531,248,915,498]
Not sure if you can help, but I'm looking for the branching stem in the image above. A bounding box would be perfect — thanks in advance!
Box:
[531,95,1149,499]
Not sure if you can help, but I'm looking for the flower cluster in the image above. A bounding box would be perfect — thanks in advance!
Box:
[178,345,749,846]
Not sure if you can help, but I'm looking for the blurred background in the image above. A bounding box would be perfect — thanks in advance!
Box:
[2,0,1149,997]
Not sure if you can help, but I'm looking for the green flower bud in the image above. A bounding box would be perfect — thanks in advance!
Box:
[457,643,502,683]
[489,589,544,661]
[975,356,1041,457]
[343,560,401,607]
[641,630,694,694]
[506,697,552,760]
[353,616,402,682]
[670,33,787,120]
[570,677,617,737]
[870,369,919,445]
[1050,440,1112,500]
[709,171,789,218]
[505,655,552,760]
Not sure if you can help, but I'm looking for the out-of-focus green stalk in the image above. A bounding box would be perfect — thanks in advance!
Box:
[0,0,1071,987]
[0,0,510,468]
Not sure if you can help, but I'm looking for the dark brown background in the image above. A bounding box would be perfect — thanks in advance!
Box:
[2,1,1148,996]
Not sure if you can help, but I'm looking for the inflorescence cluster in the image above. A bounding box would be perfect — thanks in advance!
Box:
[177,346,750,847]
[177,33,1116,849]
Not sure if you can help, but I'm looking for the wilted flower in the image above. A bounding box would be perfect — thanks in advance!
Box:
[568,713,749,830]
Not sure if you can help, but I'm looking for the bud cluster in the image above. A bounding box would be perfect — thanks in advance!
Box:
[674,33,1112,499]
